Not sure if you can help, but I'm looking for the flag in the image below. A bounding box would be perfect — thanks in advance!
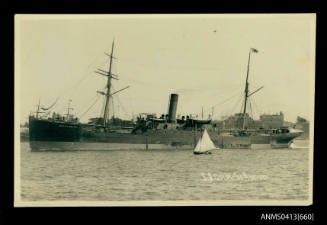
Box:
[251,48,258,53]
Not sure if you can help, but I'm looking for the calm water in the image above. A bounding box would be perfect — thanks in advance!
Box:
[20,140,310,201]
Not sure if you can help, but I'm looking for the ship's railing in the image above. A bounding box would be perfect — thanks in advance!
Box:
[29,114,80,124]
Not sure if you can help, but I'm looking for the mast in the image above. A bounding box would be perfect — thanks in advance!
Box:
[201,106,204,119]
[95,39,130,128]
[66,99,73,120]
[242,48,258,129]
[194,122,197,148]
[34,99,46,119]
[36,99,41,119]
[103,40,115,127]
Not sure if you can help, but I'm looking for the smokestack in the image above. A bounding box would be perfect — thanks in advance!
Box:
[167,94,178,123]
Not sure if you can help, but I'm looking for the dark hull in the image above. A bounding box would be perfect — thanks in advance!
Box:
[29,117,80,142]
[193,151,212,155]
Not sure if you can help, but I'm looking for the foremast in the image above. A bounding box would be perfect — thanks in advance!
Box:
[66,99,73,119]
[35,99,42,119]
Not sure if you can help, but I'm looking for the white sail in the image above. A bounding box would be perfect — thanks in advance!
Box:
[288,141,295,149]
[194,129,218,153]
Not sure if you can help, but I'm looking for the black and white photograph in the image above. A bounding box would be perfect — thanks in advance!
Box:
[14,14,315,206]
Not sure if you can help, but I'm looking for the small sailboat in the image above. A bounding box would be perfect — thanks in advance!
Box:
[288,141,295,149]
[193,129,219,155]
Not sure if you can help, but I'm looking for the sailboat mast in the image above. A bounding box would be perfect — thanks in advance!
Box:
[103,40,115,127]
[201,106,203,119]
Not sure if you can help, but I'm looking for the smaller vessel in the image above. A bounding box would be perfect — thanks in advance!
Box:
[288,140,295,149]
[193,128,219,155]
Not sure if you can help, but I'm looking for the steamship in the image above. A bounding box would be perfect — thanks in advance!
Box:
[28,42,303,151]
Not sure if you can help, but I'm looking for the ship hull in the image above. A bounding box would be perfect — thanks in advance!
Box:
[29,117,80,142]
[28,126,300,151]
[193,151,212,155]
[29,141,193,151]
[28,117,301,151]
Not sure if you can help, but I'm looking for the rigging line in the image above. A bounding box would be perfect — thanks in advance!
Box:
[117,75,154,88]
[252,98,261,118]
[67,59,109,99]
[206,91,243,116]
[230,94,243,116]
[55,96,77,114]
[176,86,233,94]
[115,95,130,119]
[201,87,243,114]
[57,57,108,101]
[117,57,238,71]
[249,99,254,119]
[75,94,99,115]
[114,94,122,118]
[41,97,59,111]
[56,101,70,115]
[99,96,106,119]
[52,60,109,114]
[212,90,243,108]
[79,96,102,119]
[207,85,244,99]
[210,93,241,119]
[122,96,135,119]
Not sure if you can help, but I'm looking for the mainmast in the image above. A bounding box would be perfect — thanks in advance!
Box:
[242,48,258,129]
[103,40,115,127]
[95,39,130,128]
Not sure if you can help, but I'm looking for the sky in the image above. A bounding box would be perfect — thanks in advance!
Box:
[15,14,316,124]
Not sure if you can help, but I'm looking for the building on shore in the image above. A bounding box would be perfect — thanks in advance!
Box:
[295,116,309,139]
[260,112,284,129]
[213,113,257,130]
[212,112,297,131]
